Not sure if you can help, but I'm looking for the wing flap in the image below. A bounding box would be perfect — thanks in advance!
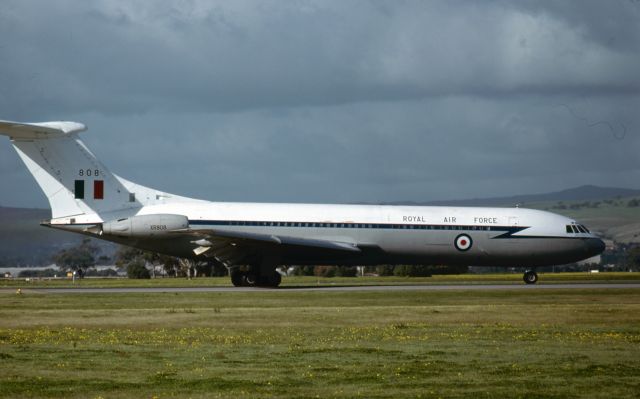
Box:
[173,228,361,265]
[187,228,360,252]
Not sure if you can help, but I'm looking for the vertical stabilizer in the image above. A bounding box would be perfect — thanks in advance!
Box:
[0,120,141,222]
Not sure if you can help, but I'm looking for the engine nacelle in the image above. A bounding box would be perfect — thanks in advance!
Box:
[101,214,189,237]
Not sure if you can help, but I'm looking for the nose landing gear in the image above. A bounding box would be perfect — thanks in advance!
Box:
[523,270,538,284]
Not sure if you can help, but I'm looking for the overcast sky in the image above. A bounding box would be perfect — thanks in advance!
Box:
[1,0,639,208]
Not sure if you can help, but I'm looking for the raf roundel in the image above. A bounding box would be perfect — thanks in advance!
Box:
[454,234,473,252]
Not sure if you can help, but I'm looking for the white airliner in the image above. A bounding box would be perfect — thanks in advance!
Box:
[0,120,604,287]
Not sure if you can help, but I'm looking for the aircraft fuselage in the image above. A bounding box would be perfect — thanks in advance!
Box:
[55,201,604,268]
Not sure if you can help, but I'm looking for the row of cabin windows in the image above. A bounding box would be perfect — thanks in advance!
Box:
[566,224,590,234]
[214,220,493,231]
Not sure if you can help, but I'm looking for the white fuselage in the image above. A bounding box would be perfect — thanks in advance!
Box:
[89,200,604,268]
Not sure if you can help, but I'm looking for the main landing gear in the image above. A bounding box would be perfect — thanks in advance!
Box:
[523,270,538,285]
[230,268,282,288]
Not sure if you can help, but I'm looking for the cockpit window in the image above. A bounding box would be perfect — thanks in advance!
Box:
[567,224,591,234]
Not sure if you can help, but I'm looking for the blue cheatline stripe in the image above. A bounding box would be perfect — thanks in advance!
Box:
[56,219,585,240]
[188,219,528,234]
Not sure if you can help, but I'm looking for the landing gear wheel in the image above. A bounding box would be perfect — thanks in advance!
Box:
[265,272,282,288]
[523,270,538,285]
[244,273,258,286]
[230,266,281,288]
[252,272,281,288]
[230,270,244,287]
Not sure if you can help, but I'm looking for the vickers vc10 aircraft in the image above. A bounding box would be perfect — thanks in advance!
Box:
[0,120,605,287]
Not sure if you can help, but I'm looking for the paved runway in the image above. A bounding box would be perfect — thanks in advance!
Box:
[9,283,640,294]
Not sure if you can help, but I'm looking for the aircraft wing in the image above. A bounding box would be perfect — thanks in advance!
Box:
[173,228,361,267]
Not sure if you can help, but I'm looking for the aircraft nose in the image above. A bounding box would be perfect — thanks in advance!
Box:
[585,238,605,256]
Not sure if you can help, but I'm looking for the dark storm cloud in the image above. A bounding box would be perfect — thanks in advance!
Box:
[0,0,639,207]
[2,0,638,116]
[508,0,640,52]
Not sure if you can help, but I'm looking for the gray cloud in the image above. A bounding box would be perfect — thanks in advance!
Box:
[0,0,638,208]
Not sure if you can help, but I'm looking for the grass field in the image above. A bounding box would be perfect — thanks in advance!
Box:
[1,286,639,398]
[2,272,640,289]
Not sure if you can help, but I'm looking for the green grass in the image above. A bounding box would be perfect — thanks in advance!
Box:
[1,288,639,398]
[2,272,640,289]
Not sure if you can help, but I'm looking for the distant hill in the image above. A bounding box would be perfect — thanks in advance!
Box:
[0,206,115,267]
[385,185,640,207]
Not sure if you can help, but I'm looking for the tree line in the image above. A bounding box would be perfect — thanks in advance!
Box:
[15,238,640,279]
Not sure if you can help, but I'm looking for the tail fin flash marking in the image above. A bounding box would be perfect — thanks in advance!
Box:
[94,180,104,199]
[74,180,85,199]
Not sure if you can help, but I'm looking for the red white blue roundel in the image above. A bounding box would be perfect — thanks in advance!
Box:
[454,234,473,251]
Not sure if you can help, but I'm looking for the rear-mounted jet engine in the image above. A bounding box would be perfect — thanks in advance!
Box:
[101,214,189,237]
